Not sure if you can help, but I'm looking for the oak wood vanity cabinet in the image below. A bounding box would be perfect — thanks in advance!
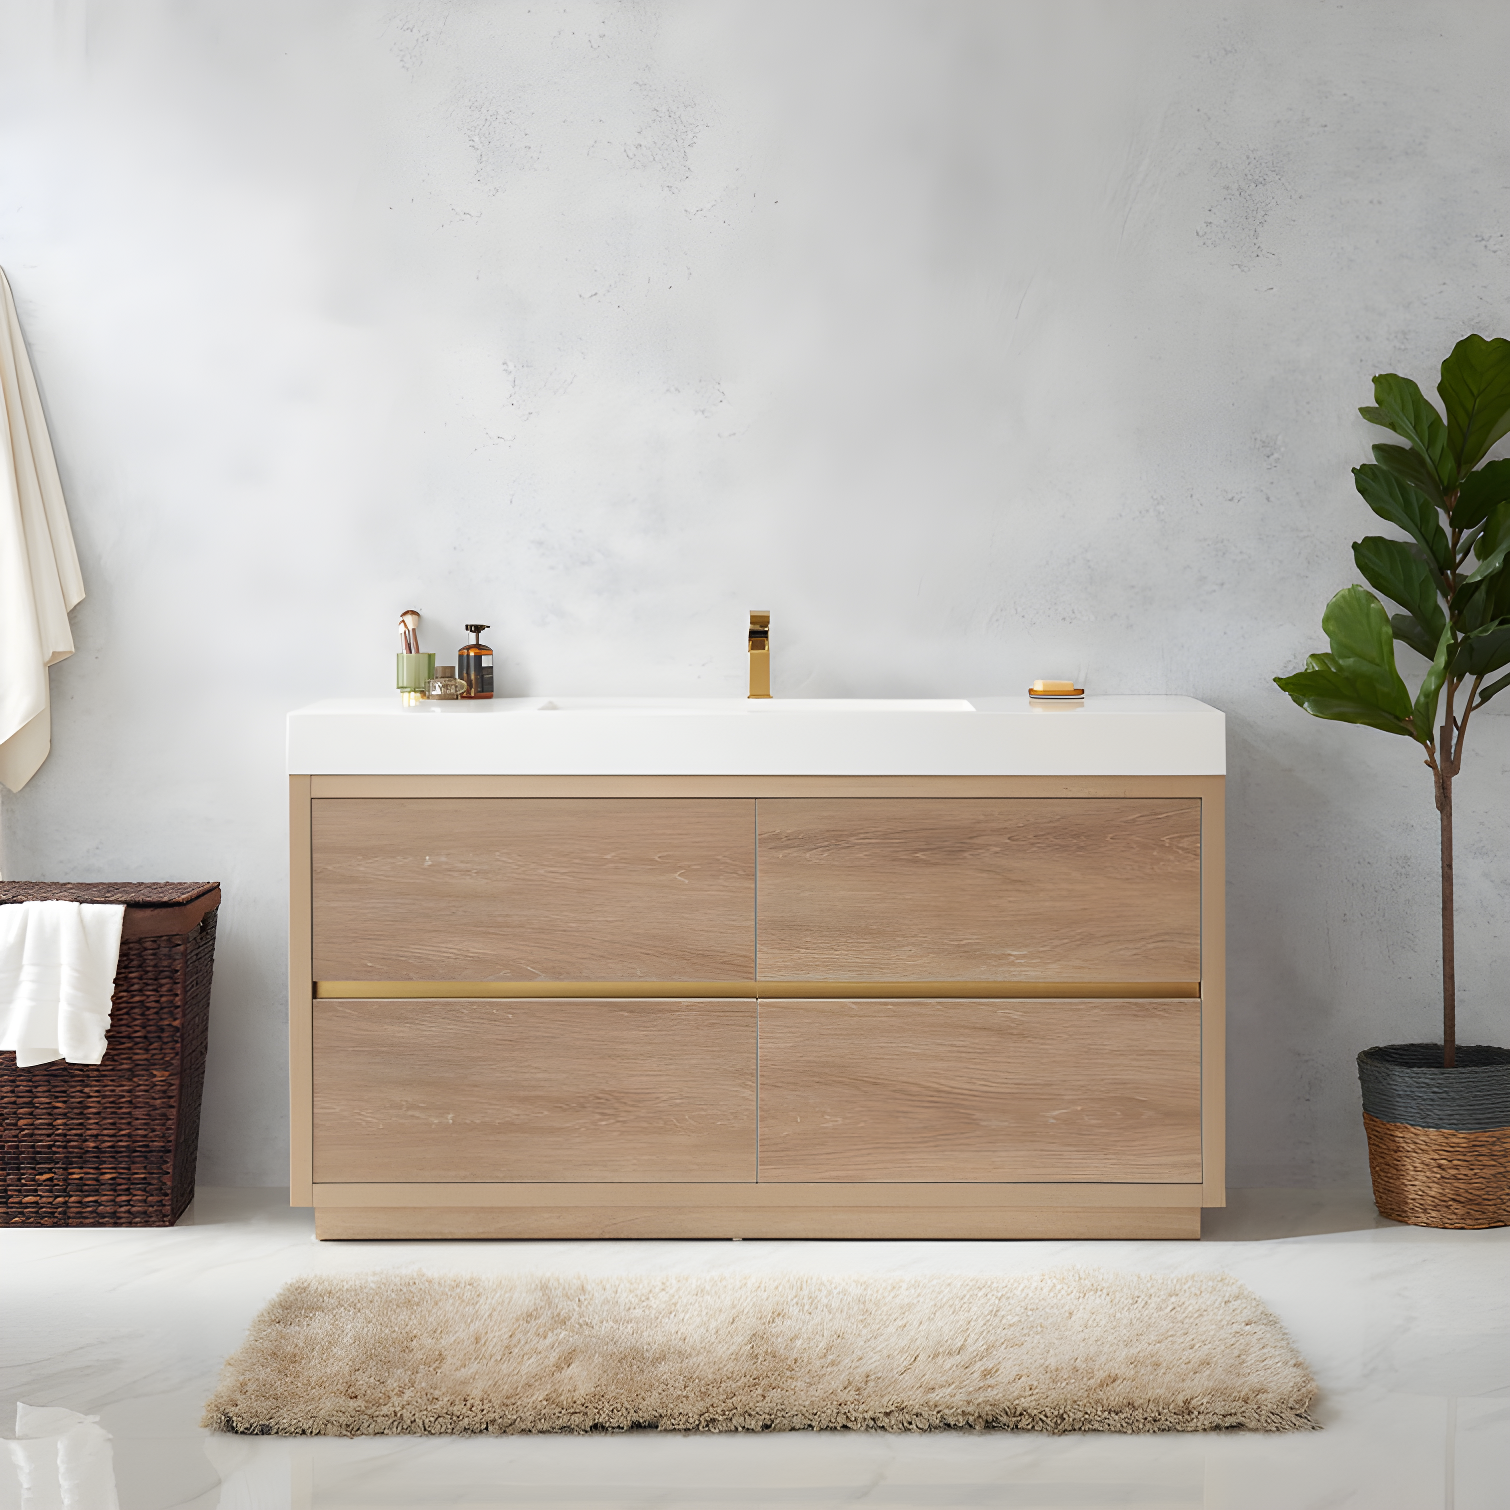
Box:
[289,697,1224,1239]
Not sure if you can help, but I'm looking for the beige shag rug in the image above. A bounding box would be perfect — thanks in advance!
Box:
[202,1269,1316,1436]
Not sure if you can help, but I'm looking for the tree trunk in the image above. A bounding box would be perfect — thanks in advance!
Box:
[1440,767,1456,1068]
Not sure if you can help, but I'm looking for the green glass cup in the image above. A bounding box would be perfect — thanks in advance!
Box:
[397,652,435,699]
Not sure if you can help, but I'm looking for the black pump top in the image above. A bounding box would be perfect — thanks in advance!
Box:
[465,624,490,641]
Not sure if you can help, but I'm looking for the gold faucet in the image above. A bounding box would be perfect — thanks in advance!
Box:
[748,611,771,698]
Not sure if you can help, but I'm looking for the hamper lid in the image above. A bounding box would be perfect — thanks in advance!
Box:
[0,881,220,906]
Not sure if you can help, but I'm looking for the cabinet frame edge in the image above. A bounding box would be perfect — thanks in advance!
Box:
[1200,778,1226,1207]
[289,774,314,1206]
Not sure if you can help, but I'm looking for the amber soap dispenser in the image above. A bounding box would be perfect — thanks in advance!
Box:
[459,624,494,699]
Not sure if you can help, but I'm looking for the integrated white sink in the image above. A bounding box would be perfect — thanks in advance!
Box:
[287,695,1225,776]
[536,697,976,714]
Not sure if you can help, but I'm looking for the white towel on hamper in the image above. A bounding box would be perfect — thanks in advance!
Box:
[0,900,125,1066]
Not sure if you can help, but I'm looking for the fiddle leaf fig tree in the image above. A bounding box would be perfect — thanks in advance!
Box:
[1276,335,1510,1068]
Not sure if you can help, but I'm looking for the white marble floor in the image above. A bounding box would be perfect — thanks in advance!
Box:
[1,1189,1507,1509]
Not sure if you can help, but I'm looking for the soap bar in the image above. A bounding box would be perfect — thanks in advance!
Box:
[1030,680,1077,693]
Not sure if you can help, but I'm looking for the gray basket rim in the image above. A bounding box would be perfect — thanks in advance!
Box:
[1358,1042,1510,1073]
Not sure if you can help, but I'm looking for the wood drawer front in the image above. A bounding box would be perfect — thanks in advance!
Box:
[757,999,1202,1182]
[756,798,1201,981]
[311,798,755,981]
[313,998,756,1182]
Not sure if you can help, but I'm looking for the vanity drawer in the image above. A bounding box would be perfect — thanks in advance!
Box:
[757,998,1201,1182]
[755,798,1201,981]
[311,798,755,981]
[312,998,757,1182]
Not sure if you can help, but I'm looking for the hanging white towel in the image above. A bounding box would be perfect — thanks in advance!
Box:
[0,900,124,1066]
[0,266,85,793]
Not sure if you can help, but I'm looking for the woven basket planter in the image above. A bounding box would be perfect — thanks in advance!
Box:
[0,882,220,1227]
[1357,1043,1510,1229]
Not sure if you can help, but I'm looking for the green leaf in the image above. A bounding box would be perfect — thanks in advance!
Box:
[1352,464,1452,572]
[1412,624,1451,738]
[1480,549,1510,625]
[1458,581,1494,633]
[1451,508,1510,625]
[1274,657,1415,737]
[1361,373,1457,490]
[1372,443,1445,508]
[1452,457,1510,529]
[1451,621,1510,677]
[1476,669,1510,706]
[1475,498,1510,561]
[1462,535,1510,587]
[1391,612,1440,661]
[1352,536,1446,638]
[1438,334,1510,473]
[1321,585,1413,718]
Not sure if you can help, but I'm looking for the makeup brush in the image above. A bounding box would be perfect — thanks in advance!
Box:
[400,609,421,655]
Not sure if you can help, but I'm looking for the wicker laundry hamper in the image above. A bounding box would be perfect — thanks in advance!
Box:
[1358,1043,1510,1229]
[0,882,220,1227]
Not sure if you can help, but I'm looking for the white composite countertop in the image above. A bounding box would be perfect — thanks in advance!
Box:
[287,695,1225,776]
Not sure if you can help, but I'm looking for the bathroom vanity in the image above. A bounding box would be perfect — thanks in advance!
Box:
[288,695,1225,1239]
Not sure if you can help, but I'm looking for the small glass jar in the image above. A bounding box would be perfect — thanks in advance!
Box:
[426,665,468,701]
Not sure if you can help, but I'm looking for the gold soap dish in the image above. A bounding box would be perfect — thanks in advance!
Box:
[1028,680,1085,701]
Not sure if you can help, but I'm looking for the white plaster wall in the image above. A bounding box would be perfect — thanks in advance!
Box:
[2,0,1508,1187]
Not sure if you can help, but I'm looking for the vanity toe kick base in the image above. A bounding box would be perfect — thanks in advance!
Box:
[290,773,1225,1239]
[309,1182,1205,1241]
[313,1204,1203,1242]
